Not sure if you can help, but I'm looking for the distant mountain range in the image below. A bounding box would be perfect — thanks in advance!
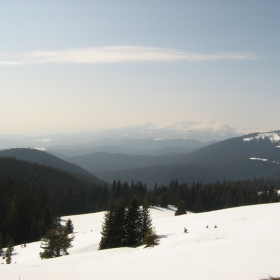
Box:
[0,121,240,151]
[47,138,214,158]
[1,128,279,189]
[75,121,240,142]
[66,131,280,187]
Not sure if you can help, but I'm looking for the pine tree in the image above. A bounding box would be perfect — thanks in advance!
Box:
[125,196,142,246]
[99,202,117,250]
[141,197,152,239]
[158,192,168,208]
[5,239,15,264]
[65,219,74,234]
[0,233,3,256]
[142,228,160,248]
[99,199,127,250]
[175,200,187,216]
[194,189,204,212]
[39,226,74,259]
[113,198,127,247]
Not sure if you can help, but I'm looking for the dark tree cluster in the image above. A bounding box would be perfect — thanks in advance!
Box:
[99,196,153,250]
[107,179,279,214]
[0,176,54,247]
[108,180,149,208]
[146,179,280,213]
[102,179,280,215]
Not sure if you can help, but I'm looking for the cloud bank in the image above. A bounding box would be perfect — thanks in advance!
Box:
[0,46,258,65]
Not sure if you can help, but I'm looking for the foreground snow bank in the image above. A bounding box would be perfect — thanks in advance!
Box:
[1,203,280,280]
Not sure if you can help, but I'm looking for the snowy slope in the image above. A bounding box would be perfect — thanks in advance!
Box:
[243,131,280,144]
[1,203,280,280]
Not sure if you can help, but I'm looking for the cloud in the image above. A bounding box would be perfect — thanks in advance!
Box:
[0,46,258,65]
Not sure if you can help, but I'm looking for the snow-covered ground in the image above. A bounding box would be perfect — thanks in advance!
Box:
[243,132,280,143]
[1,203,280,280]
[249,158,279,164]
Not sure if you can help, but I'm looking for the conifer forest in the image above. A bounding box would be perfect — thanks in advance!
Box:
[0,157,279,249]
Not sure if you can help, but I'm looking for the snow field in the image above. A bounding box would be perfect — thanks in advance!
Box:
[1,203,280,280]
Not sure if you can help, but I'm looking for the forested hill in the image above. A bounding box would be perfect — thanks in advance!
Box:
[0,157,109,215]
[0,157,110,247]
[0,148,104,185]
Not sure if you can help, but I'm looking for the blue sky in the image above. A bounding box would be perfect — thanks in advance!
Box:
[0,1,279,135]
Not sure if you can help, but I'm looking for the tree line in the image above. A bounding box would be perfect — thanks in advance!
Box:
[147,179,279,212]
[107,179,280,212]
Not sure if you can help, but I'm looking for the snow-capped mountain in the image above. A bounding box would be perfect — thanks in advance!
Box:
[85,120,240,142]
[162,121,239,141]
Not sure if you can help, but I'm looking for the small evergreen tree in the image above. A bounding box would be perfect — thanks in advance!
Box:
[142,228,160,248]
[0,233,3,256]
[65,219,74,234]
[175,200,187,216]
[39,226,74,259]
[5,239,15,264]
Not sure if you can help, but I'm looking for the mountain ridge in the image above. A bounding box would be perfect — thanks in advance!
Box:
[74,130,280,187]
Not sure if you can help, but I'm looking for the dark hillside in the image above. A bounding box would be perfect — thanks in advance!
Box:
[68,152,186,173]
[95,163,224,187]
[0,157,109,247]
[0,157,107,215]
[175,132,280,164]
[0,148,104,185]
[87,132,280,187]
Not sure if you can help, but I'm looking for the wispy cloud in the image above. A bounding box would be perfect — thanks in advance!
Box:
[0,46,258,65]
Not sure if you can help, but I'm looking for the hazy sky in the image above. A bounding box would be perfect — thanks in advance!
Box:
[0,0,279,135]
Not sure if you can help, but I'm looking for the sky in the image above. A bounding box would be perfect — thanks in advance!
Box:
[0,0,279,136]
